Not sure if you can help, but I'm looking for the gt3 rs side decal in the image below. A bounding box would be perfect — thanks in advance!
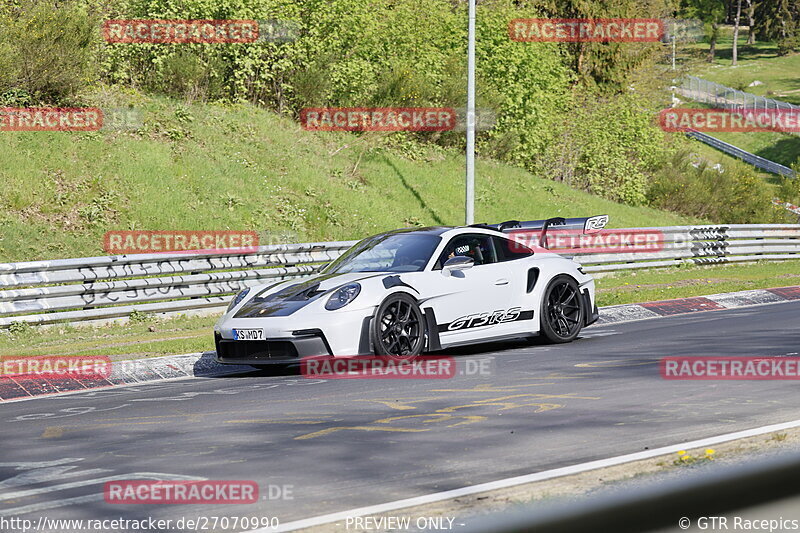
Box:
[438,307,534,332]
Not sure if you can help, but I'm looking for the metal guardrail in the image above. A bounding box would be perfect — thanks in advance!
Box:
[0,241,357,327]
[1,225,799,327]
[571,224,800,272]
[685,130,796,177]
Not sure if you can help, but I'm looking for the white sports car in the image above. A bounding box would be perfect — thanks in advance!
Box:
[214,216,607,364]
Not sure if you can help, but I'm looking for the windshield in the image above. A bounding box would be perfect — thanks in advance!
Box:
[324,233,441,274]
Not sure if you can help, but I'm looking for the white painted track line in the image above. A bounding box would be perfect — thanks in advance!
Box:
[261,418,800,532]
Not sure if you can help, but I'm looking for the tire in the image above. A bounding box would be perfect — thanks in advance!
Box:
[539,275,583,343]
[371,293,426,357]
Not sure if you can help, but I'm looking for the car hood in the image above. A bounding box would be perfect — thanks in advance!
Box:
[233,271,385,318]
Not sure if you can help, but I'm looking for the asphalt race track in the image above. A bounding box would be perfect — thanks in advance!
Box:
[2,301,800,531]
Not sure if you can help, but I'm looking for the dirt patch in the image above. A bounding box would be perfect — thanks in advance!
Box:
[17,204,85,232]
[13,170,120,232]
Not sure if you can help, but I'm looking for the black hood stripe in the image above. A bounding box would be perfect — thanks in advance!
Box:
[234,272,385,318]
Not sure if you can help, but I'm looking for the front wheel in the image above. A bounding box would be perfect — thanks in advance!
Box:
[371,293,425,357]
[539,275,583,343]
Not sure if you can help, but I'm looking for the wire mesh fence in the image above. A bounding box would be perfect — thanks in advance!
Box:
[673,76,798,177]
[677,76,800,137]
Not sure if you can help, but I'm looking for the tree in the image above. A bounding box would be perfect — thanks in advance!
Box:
[745,0,756,44]
[754,0,800,54]
[732,0,743,65]
[523,0,673,91]
[679,0,727,62]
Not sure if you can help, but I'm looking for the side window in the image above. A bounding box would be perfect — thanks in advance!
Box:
[493,236,533,262]
[435,234,497,269]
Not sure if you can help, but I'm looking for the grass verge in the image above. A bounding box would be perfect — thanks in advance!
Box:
[0,90,692,262]
[595,260,800,306]
[685,33,800,106]
[677,27,800,175]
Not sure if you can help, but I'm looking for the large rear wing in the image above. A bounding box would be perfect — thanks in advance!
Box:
[485,215,609,249]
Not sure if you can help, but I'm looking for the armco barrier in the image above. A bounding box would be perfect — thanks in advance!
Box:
[0,225,799,327]
[0,241,357,327]
[571,224,800,272]
[685,130,796,177]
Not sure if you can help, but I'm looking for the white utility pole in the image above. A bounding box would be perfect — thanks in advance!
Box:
[465,0,476,225]
[672,34,676,70]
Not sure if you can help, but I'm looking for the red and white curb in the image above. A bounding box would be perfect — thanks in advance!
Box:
[0,353,251,403]
[1,285,798,402]
[598,285,800,324]
[773,199,800,216]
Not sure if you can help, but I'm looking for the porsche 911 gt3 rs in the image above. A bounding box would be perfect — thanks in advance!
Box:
[214,216,607,364]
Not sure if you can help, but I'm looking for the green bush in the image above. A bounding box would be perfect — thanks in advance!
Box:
[647,148,787,223]
[101,0,574,170]
[472,2,573,166]
[535,93,671,206]
[777,167,800,206]
[100,0,299,105]
[777,34,800,56]
[0,0,98,104]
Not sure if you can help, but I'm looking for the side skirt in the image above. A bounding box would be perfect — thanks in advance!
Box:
[439,331,536,350]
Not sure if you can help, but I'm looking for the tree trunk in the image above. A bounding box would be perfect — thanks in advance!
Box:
[732,0,743,65]
[746,0,755,44]
[707,23,718,62]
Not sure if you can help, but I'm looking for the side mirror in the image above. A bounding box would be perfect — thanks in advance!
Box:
[442,255,474,276]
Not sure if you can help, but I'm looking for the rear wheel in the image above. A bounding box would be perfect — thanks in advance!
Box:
[371,293,425,357]
[540,275,583,343]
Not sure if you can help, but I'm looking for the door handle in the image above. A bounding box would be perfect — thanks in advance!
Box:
[494,279,509,286]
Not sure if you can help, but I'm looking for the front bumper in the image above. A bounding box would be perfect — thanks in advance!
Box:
[214,330,332,365]
[214,305,375,363]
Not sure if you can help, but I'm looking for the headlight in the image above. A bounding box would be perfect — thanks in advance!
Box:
[227,288,251,311]
[325,283,361,310]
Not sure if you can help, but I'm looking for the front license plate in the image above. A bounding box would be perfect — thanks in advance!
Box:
[233,328,264,341]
